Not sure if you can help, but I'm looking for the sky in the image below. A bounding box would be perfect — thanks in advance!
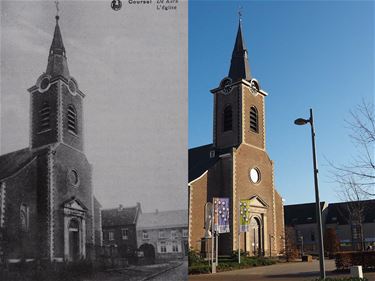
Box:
[189,1,374,205]
[0,0,188,212]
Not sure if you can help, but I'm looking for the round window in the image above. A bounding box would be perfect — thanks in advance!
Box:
[68,169,80,187]
[249,168,260,184]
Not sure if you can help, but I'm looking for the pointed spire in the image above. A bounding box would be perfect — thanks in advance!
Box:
[228,17,251,82]
[46,6,70,79]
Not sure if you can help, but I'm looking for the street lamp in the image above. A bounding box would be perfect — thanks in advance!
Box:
[294,108,326,279]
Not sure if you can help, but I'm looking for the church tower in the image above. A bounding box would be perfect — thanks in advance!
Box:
[188,18,284,257]
[29,14,84,151]
[211,20,267,150]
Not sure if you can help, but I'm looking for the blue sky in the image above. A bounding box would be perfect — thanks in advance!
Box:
[189,1,374,205]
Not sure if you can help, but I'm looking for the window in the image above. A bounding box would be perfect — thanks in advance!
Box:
[20,204,29,232]
[142,231,149,240]
[122,228,128,240]
[182,229,188,238]
[223,105,232,132]
[172,241,179,253]
[250,106,258,133]
[108,231,114,241]
[39,102,50,132]
[171,230,177,239]
[67,105,77,134]
[160,241,167,253]
[311,232,315,241]
[159,230,166,239]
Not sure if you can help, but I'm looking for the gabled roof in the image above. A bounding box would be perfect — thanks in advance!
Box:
[0,147,49,181]
[137,209,188,230]
[102,203,141,227]
[284,202,326,226]
[325,200,375,225]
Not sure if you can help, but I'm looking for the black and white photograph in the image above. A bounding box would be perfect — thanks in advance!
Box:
[0,0,188,280]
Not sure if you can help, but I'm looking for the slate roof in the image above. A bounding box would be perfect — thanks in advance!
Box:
[325,200,375,225]
[102,204,141,227]
[0,147,49,181]
[137,209,188,230]
[188,144,233,183]
[284,202,326,226]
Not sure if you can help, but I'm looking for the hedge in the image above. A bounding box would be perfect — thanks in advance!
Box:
[335,252,375,271]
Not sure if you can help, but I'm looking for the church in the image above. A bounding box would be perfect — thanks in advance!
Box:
[0,13,102,263]
[188,20,285,256]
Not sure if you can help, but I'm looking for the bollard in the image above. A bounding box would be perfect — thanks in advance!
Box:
[350,265,363,278]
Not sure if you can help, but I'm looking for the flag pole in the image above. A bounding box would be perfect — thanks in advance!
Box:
[238,200,241,264]
[211,204,216,273]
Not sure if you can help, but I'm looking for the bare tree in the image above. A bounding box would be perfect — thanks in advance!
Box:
[329,100,375,197]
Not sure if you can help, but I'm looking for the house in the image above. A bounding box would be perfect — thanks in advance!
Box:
[137,210,188,264]
[102,203,141,264]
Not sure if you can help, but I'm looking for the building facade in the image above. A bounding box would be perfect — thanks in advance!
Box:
[102,203,141,264]
[188,21,285,257]
[137,210,188,263]
[0,14,102,263]
[284,200,375,254]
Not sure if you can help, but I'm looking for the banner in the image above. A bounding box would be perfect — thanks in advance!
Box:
[213,197,230,233]
[239,199,251,232]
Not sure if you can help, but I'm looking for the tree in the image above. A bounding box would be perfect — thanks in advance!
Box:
[329,100,375,197]
[283,227,299,262]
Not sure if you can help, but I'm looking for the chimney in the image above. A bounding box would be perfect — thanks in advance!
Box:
[155,209,159,214]
[118,204,123,211]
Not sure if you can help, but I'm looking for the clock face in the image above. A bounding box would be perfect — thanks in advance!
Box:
[40,77,50,91]
[249,168,260,184]
[220,77,233,95]
[68,79,76,94]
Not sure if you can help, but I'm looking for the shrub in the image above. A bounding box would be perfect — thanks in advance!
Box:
[188,264,211,274]
[335,251,375,271]
[188,249,205,266]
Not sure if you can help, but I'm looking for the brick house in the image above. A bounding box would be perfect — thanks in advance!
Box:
[0,14,102,263]
[188,21,285,256]
[137,210,188,264]
[102,203,141,264]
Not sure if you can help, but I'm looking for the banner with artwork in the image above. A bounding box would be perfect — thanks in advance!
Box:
[239,199,251,232]
[213,197,230,233]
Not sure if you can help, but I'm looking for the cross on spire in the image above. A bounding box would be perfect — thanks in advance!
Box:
[55,0,60,21]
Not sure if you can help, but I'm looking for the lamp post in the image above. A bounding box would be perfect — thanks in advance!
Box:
[294,108,326,279]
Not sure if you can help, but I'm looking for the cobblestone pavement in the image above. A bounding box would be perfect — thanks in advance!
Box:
[189,259,375,281]
[146,260,187,281]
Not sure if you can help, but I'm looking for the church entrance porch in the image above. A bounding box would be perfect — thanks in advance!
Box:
[63,199,88,262]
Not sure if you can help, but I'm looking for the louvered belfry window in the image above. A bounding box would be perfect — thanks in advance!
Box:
[223,105,232,132]
[39,102,51,132]
[250,106,259,133]
[67,105,77,134]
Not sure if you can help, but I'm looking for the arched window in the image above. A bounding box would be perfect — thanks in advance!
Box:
[223,105,232,132]
[39,102,50,132]
[250,106,259,133]
[67,105,77,134]
[20,204,29,232]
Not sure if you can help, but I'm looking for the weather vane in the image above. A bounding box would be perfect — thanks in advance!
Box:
[238,6,243,22]
[55,0,60,18]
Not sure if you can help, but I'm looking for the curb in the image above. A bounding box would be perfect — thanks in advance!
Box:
[140,261,184,281]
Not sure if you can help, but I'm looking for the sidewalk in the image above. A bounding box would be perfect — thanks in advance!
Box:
[189,259,375,281]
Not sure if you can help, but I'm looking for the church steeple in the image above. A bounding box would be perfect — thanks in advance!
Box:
[46,15,70,79]
[228,19,251,82]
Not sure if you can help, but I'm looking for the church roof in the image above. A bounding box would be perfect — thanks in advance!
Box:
[102,203,141,227]
[0,147,49,181]
[284,202,327,226]
[46,16,70,79]
[228,20,251,82]
[188,144,233,183]
[137,209,188,230]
